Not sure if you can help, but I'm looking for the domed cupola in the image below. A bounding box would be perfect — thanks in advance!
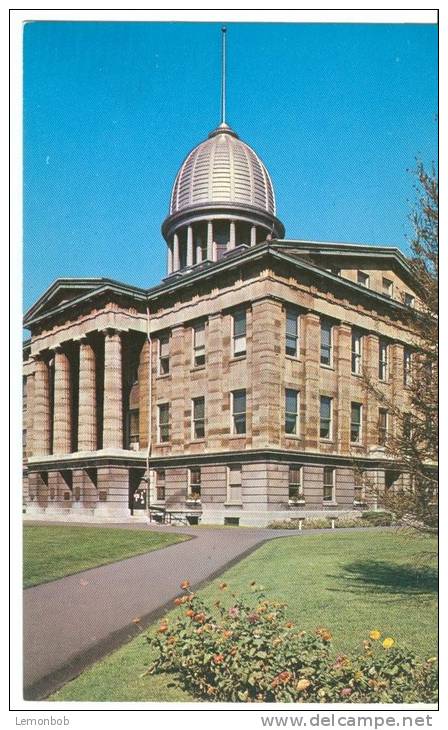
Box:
[161,29,285,275]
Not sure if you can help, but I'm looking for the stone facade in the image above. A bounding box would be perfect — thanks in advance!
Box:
[23,242,418,526]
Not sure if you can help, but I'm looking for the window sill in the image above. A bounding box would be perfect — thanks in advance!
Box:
[320,364,335,371]
[224,502,243,508]
[285,355,301,363]
[189,438,206,444]
[351,372,362,378]
[190,365,206,373]
[350,441,364,447]
[289,499,305,506]
[186,499,201,506]
[230,434,247,439]
[156,441,171,446]
[156,373,171,380]
[229,355,247,363]
[323,501,338,507]
[319,438,334,444]
[285,434,301,440]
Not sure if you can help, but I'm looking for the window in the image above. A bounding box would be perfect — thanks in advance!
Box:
[231,389,246,435]
[289,465,304,502]
[350,403,362,443]
[158,333,170,375]
[382,277,393,298]
[320,319,333,366]
[320,396,333,439]
[404,292,415,307]
[378,339,388,381]
[232,310,246,357]
[188,467,201,500]
[158,403,170,443]
[403,348,412,386]
[323,467,335,502]
[285,309,299,357]
[378,408,388,446]
[285,388,299,435]
[403,413,413,440]
[129,408,139,446]
[354,472,364,504]
[351,330,362,375]
[155,469,166,501]
[192,397,205,439]
[227,465,242,504]
[193,322,205,367]
[357,271,369,287]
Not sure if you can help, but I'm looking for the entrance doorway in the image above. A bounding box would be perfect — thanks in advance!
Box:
[129,468,147,515]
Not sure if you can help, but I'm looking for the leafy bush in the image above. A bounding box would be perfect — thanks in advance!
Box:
[361,511,395,527]
[335,517,365,528]
[268,518,331,530]
[145,583,437,703]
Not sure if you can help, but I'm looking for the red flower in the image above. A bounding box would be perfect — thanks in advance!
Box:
[213,654,224,664]
[180,580,190,590]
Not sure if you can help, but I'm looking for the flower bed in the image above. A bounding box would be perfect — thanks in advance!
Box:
[145,582,437,703]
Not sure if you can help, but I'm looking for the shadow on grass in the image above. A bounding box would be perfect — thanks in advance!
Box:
[329,559,438,601]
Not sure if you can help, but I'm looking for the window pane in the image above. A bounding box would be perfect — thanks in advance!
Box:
[194,397,205,419]
[286,310,298,336]
[194,323,205,347]
[233,311,246,337]
[285,389,297,413]
[320,397,331,420]
[233,390,246,413]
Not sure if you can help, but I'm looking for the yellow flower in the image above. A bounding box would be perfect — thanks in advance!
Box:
[382,637,395,649]
[296,679,311,692]
[427,657,437,664]
[369,630,381,641]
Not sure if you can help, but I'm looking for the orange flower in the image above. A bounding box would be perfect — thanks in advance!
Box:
[223,630,233,639]
[174,597,182,606]
[158,623,169,633]
[316,627,332,642]
[219,582,228,591]
[185,609,195,618]
[285,622,294,629]
[213,654,224,664]
[180,580,190,590]
[194,612,206,623]
[272,671,292,687]
[167,636,177,645]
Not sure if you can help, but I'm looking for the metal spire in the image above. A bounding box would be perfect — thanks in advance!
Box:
[220,26,227,125]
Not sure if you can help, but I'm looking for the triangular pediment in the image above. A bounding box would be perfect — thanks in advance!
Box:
[23,278,111,326]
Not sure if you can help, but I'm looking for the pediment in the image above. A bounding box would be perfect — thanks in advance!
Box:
[23,279,108,326]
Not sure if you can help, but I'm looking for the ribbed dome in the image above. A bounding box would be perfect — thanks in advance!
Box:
[170,123,276,217]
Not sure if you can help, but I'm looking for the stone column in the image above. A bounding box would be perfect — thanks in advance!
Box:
[229,220,236,249]
[103,329,123,449]
[187,225,194,266]
[303,313,320,449]
[196,238,202,264]
[250,225,257,247]
[25,373,35,458]
[52,347,72,455]
[336,323,352,453]
[173,233,180,271]
[78,339,97,451]
[207,221,213,260]
[167,243,173,274]
[32,355,51,456]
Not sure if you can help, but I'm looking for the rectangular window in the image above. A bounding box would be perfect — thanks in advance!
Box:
[351,329,362,374]
[357,271,370,287]
[403,413,412,440]
[354,472,364,503]
[289,465,304,502]
[382,277,393,298]
[320,319,333,366]
[285,309,299,357]
[232,310,247,357]
[231,389,246,435]
[227,465,242,504]
[404,292,415,307]
[188,467,201,500]
[323,467,335,502]
[379,339,388,381]
[320,396,333,439]
[285,388,299,435]
[378,408,388,446]
[350,402,362,443]
[158,403,170,443]
[129,408,139,446]
[156,469,166,501]
[192,397,205,439]
[193,322,206,367]
[403,348,412,386]
[158,333,170,375]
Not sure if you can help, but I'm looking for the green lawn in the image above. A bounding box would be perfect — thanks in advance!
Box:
[50,529,437,702]
[23,525,189,588]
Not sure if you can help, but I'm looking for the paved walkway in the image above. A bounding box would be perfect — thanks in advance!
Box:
[23,521,295,699]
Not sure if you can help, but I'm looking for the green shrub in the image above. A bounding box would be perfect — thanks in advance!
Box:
[361,511,395,527]
[335,517,365,528]
[268,518,332,530]
[145,583,437,703]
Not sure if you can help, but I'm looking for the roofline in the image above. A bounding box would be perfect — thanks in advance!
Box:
[23,240,416,329]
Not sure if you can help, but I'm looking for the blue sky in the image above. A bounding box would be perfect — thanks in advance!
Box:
[23,21,437,311]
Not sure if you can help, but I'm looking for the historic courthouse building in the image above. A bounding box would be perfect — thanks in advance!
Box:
[22,52,419,525]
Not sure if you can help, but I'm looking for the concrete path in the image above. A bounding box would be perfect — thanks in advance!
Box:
[23,522,295,699]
